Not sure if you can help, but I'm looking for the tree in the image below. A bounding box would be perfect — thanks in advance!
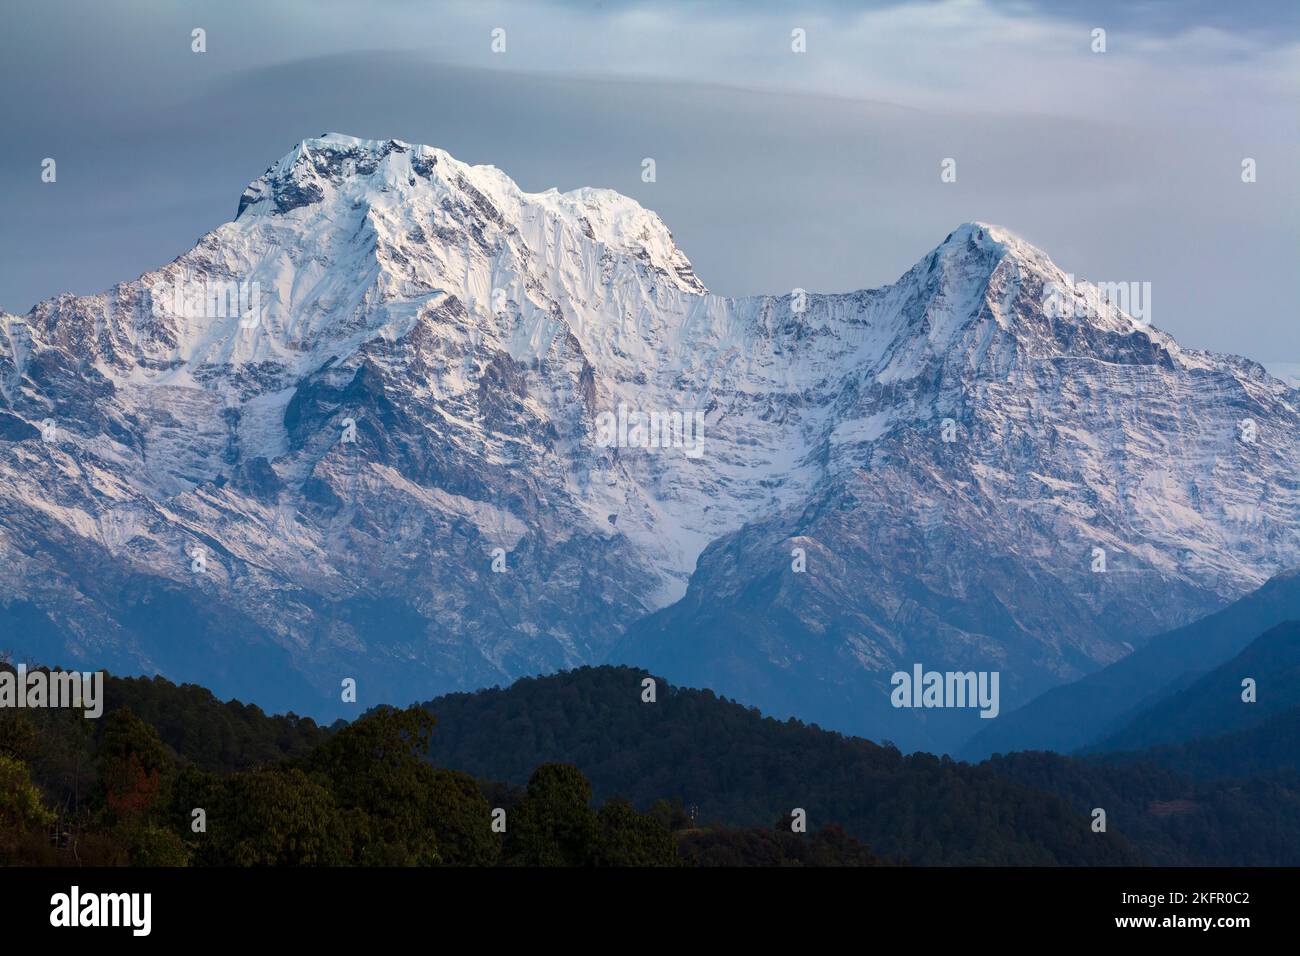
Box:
[502,763,597,866]
[425,768,499,866]
[591,796,678,866]
[301,706,443,864]
[0,753,54,830]
[127,824,190,866]
[97,708,173,824]
[0,711,38,763]
[207,767,352,866]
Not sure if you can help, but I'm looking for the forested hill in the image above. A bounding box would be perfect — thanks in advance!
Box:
[417,666,1136,865]
[1,665,883,866]
[416,665,1300,866]
[7,664,1299,866]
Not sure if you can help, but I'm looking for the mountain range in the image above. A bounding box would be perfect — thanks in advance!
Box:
[3,133,1299,752]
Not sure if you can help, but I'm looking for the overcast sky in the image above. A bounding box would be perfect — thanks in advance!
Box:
[1,0,1296,361]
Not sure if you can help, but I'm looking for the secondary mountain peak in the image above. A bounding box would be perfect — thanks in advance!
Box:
[904,219,1169,347]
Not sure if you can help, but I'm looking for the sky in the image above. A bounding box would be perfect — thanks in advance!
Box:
[1,0,1297,362]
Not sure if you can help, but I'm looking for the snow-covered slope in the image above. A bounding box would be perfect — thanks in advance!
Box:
[1265,363,1300,388]
[2,135,1298,739]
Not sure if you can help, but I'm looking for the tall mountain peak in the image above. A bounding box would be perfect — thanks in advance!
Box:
[235,133,706,296]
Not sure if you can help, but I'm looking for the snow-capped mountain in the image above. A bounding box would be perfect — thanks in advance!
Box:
[2,134,1298,747]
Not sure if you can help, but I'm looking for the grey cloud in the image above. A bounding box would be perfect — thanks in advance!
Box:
[0,4,1295,363]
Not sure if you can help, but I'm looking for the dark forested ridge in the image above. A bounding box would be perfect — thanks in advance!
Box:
[5,661,1300,866]
[989,752,1300,866]
[415,665,1300,865]
[416,667,1135,864]
[0,665,879,866]
[1095,707,1300,783]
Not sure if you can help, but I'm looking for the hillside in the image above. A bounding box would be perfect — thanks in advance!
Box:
[7,661,1299,865]
[0,664,878,867]
[962,570,1300,758]
[419,664,1300,864]
[1095,707,1300,781]
[1087,621,1300,754]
